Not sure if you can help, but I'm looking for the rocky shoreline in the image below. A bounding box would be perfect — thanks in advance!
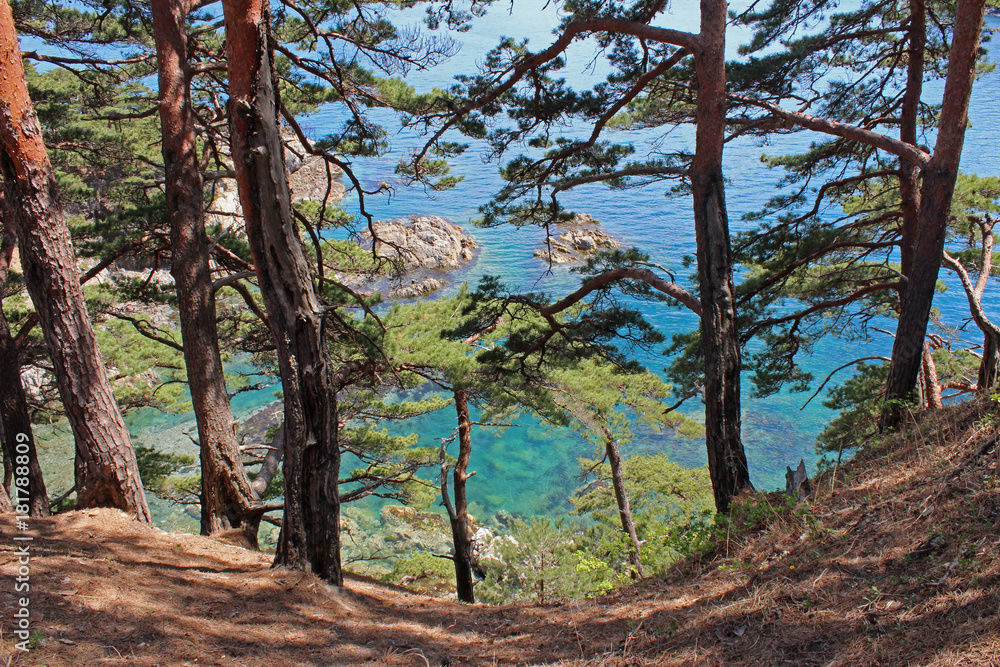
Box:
[533,212,621,264]
[357,215,479,298]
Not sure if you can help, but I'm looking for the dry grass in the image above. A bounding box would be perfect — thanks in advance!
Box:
[2,398,1000,666]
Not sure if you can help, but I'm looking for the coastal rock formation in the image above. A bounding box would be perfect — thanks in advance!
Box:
[204,134,346,232]
[533,212,621,264]
[286,152,346,204]
[388,277,444,299]
[364,216,478,271]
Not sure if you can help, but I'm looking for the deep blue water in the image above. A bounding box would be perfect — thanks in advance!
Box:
[128,4,1000,521]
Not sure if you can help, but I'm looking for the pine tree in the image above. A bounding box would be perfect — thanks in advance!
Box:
[222,0,343,582]
[942,174,1000,392]
[385,290,696,596]
[0,0,150,521]
[0,198,48,517]
[728,0,988,426]
[151,0,262,545]
[408,0,752,512]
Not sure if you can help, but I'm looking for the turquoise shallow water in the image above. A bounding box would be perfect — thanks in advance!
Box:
[126,6,1000,522]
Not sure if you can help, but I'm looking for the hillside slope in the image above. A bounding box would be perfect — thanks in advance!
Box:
[2,399,999,666]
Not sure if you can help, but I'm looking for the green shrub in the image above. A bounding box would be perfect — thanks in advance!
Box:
[572,453,716,574]
[477,516,619,604]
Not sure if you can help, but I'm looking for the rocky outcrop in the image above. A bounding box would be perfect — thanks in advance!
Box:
[286,152,346,204]
[364,216,478,271]
[203,133,346,232]
[377,505,453,552]
[387,277,444,299]
[533,212,620,264]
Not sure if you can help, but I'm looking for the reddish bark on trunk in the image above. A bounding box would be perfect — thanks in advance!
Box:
[883,0,987,428]
[152,0,261,546]
[0,0,150,522]
[692,0,752,512]
[221,0,341,582]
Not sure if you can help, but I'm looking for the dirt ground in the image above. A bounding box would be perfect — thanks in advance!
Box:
[2,400,1000,666]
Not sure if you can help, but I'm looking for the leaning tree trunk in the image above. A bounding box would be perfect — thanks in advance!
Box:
[883,0,987,429]
[445,390,476,603]
[0,0,150,522]
[250,421,284,497]
[0,207,48,516]
[691,0,752,513]
[603,433,644,577]
[152,0,261,547]
[0,306,49,516]
[222,0,341,583]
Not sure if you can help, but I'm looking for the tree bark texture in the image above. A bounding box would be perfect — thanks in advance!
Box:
[922,341,943,409]
[0,198,48,516]
[883,0,987,428]
[0,0,150,522]
[0,306,49,516]
[692,0,752,513]
[604,434,644,577]
[0,477,10,513]
[152,0,261,546]
[448,390,475,603]
[250,421,284,497]
[222,0,341,583]
[980,333,1000,392]
[898,0,926,280]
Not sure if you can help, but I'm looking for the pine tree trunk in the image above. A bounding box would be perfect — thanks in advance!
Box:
[898,0,925,280]
[979,332,1000,392]
[250,421,284,497]
[0,477,10,513]
[0,0,150,522]
[222,0,341,583]
[152,0,261,547]
[692,0,752,513]
[604,435,644,577]
[450,390,475,603]
[922,341,943,409]
[0,208,48,516]
[883,0,987,429]
[0,306,49,516]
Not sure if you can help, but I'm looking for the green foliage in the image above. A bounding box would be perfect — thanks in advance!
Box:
[816,361,890,461]
[948,174,1000,275]
[724,493,798,532]
[25,63,160,210]
[477,516,618,604]
[572,454,715,574]
[379,552,456,596]
[91,313,188,414]
[135,445,195,495]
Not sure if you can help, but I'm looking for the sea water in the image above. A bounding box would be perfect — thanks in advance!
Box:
[125,3,1000,524]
